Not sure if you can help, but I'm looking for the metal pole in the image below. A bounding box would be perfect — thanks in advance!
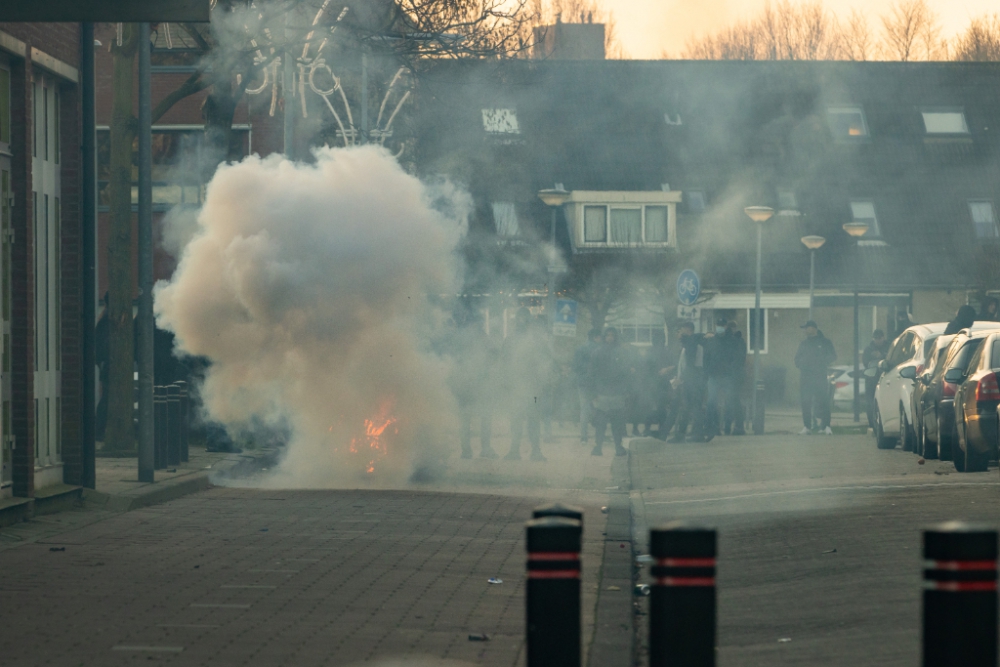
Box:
[750,223,762,434]
[137,23,154,483]
[808,249,815,322]
[283,16,295,158]
[80,23,97,489]
[360,52,368,143]
[548,207,557,323]
[853,287,861,423]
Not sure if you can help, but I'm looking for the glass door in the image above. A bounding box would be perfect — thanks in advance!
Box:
[1,160,10,490]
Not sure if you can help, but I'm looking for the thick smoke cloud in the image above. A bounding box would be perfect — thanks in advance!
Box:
[155,146,467,485]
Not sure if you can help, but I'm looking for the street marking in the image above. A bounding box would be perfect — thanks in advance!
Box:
[190,603,250,609]
[112,646,184,653]
[220,585,276,589]
[156,624,219,628]
[646,481,1000,505]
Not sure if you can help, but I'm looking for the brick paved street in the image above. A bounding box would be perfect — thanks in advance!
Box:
[0,487,608,667]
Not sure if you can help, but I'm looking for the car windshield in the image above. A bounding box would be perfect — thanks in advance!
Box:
[921,334,940,362]
[993,339,1000,369]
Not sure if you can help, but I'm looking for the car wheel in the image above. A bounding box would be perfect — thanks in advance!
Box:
[875,407,897,450]
[953,443,967,472]
[964,424,989,472]
[937,416,953,461]
[900,405,915,452]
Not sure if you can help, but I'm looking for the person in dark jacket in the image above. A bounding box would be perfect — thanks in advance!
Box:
[979,297,1000,322]
[704,316,745,439]
[862,329,890,429]
[795,320,837,435]
[723,321,748,435]
[644,328,678,440]
[448,312,498,460]
[943,305,977,335]
[573,328,603,444]
[590,328,631,457]
[501,308,552,462]
[669,322,707,443]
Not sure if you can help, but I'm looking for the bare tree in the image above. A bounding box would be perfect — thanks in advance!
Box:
[841,8,875,61]
[952,14,1000,61]
[879,0,945,61]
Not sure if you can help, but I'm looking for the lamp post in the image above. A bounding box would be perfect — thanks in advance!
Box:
[538,185,570,325]
[800,235,826,321]
[745,205,775,435]
[843,221,870,423]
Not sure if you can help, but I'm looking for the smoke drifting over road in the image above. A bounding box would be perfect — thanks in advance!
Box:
[155,146,467,485]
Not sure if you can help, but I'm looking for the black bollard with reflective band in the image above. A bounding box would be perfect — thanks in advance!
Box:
[532,502,584,526]
[650,523,717,667]
[526,517,582,667]
[923,522,997,667]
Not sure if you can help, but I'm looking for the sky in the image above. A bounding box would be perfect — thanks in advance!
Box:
[604,0,1000,59]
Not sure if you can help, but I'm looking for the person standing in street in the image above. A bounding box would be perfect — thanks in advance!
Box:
[501,308,552,462]
[862,329,890,429]
[573,328,603,445]
[795,320,837,435]
[590,328,630,457]
[669,321,707,443]
[943,305,976,335]
[723,321,747,435]
[644,328,677,440]
[979,297,1000,322]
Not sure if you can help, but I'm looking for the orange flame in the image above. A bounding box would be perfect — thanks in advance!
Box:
[348,403,397,474]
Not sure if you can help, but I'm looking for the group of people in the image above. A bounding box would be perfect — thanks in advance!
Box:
[574,316,749,450]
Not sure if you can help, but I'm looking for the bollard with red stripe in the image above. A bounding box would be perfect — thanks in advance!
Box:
[649,523,717,667]
[532,502,584,526]
[923,522,997,667]
[526,516,582,667]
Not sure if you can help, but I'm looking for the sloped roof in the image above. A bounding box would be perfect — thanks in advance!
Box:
[415,59,1000,291]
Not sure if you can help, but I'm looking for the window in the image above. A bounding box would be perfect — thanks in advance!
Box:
[491,201,519,237]
[922,110,968,134]
[609,208,641,243]
[481,108,520,134]
[0,66,9,145]
[850,200,881,237]
[827,106,868,138]
[991,340,1000,369]
[886,332,914,368]
[777,189,797,210]
[969,201,998,239]
[645,206,669,242]
[687,191,706,212]
[584,205,607,242]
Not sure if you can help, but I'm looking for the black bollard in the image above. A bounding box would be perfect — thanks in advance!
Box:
[175,380,189,462]
[526,516,581,667]
[649,523,717,667]
[532,502,584,526]
[153,386,167,470]
[166,384,181,467]
[923,522,998,667]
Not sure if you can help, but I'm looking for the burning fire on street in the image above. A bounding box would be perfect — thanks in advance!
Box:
[348,403,399,475]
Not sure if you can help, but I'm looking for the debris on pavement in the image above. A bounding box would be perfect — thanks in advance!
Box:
[634,584,650,596]
[635,554,653,565]
[822,548,837,554]
[260,528,268,532]
[468,633,490,641]
[600,506,609,514]
[48,547,65,552]
[487,577,502,585]
[778,638,792,643]
[917,458,925,465]
[606,585,621,591]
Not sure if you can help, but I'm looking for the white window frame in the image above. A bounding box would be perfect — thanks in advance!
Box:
[745,308,768,354]
[850,199,882,238]
[921,108,969,135]
[565,190,680,250]
[827,106,869,139]
[968,200,999,239]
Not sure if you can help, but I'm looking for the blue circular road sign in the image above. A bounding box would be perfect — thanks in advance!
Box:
[676,269,700,306]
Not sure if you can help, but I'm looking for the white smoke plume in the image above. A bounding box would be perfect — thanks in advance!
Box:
[155,146,467,485]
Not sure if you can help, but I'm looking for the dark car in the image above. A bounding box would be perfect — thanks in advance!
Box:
[953,331,1000,472]
[913,330,991,461]
[911,334,957,458]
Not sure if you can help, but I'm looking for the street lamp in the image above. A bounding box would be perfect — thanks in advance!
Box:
[800,235,826,321]
[538,185,570,324]
[744,205,774,435]
[843,221,869,423]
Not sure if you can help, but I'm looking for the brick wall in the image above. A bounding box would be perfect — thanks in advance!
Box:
[0,23,81,69]
[60,78,82,486]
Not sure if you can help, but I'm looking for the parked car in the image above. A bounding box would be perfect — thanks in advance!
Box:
[911,334,957,459]
[913,328,997,460]
[953,330,1000,472]
[873,323,947,450]
[829,366,866,411]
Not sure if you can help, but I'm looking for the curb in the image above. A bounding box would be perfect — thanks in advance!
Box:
[586,443,637,667]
